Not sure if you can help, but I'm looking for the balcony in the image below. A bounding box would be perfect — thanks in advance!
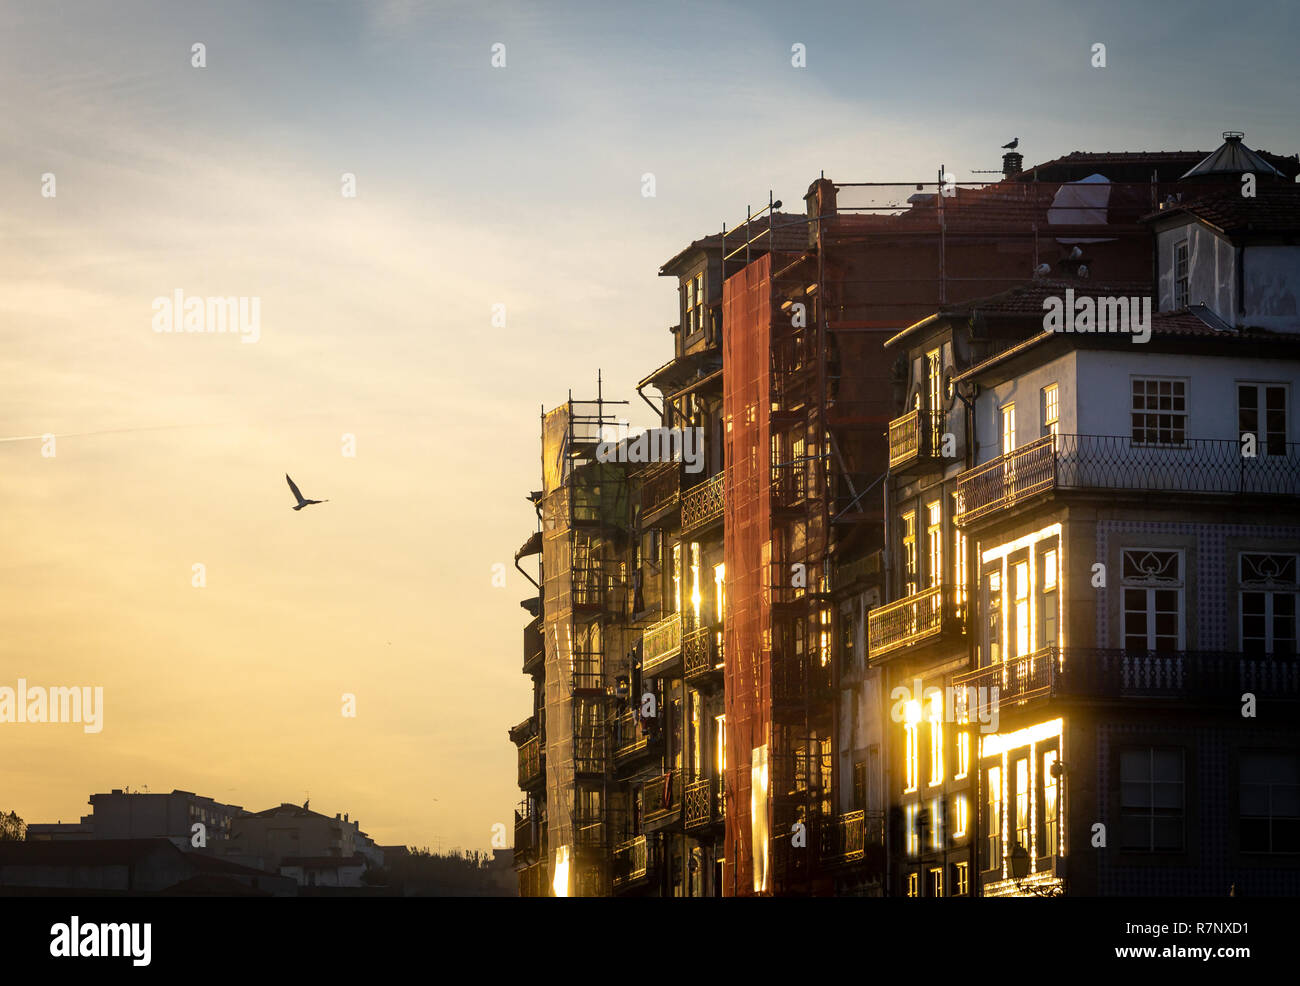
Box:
[517,736,544,790]
[518,860,548,897]
[771,462,808,511]
[640,462,682,526]
[514,810,535,863]
[523,619,544,675]
[613,709,661,767]
[685,777,725,830]
[888,408,946,472]
[682,473,725,534]
[954,647,1300,718]
[611,835,650,891]
[957,434,1300,527]
[643,772,683,832]
[642,612,683,677]
[867,584,966,662]
[683,625,723,684]
[833,550,882,592]
[820,810,885,869]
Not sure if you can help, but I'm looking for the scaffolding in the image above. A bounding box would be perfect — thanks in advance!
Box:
[719,171,1183,894]
[540,380,631,896]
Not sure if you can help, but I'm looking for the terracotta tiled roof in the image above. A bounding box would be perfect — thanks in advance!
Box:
[1142,185,1300,234]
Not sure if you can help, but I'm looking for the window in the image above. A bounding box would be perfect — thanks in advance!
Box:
[954,794,969,839]
[926,501,942,589]
[689,542,702,626]
[690,690,702,777]
[1038,545,1059,649]
[952,493,968,620]
[1001,403,1016,455]
[983,569,1003,667]
[928,866,944,898]
[1041,384,1059,438]
[672,543,682,613]
[955,730,970,780]
[1238,384,1287,457]
[953,861,970,896]
[1120,749,1185,852]
[1122,549,1184,651]
[852,760,866,811]
[902,510,918,596]
[1174,240,1189,309]
[1131,378,1187,447]
[905,803,919,857]
[1013,560,1030,658]
[713,563,725,624]
[930,797,943,850]
[926,349,943,450]
[1240,752,1300,854]
[904,719,919,793]
[715,715,726,774]
[907,872,919,897]
[841,608,856,673]
[929,692,944,787]
[1240,553,1298,655]
[986,765,1002,870]
[685,273,705,334]
[1041,750,1059,857]
[1014,756,1031,856]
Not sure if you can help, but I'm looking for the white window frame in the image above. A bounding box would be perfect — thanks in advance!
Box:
[1121,548,1186,650]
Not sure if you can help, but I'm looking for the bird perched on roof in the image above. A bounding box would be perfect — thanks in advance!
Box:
[1002,138,1019,150]
[286,473,329,511]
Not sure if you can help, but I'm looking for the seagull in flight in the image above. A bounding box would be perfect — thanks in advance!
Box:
[285,473,329,511]
[1002,137,1019,150]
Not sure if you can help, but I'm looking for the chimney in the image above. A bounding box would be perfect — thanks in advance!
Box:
[1002,152,1024,179]
[804,177,837,249]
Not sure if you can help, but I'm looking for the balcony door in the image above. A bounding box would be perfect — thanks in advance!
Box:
[981,569,1003,668]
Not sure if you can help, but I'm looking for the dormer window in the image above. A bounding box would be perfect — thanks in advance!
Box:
[1174,240,1189,309]
[685,272,705,334]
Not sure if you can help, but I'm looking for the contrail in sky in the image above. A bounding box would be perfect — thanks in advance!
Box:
[0,424,216,443]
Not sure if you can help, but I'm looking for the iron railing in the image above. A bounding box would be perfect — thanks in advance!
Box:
[644,772,683,825]
[888,409,945,470]
[820,809,885,865]
[612,835,649,888]
[682,473,725,532]
[518,860,548,897]
[958,434,1300,524]
[955,646,1300,716]
[640,462,682,520]
[642,612,682,676]
[867,584,964,660]
[517,736,543,788]
[683,625,721,682]
[685,777,724,829]
[613,709,657,761]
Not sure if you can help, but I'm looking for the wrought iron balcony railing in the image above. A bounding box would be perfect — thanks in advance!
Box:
[888,408,946,471]
[644,772,683,826]
[957,434,1300,525]
[642,612,683,677]
[685,777,725,829]
[683,625,722,683]
[833,551,882,591]
[820,809,885,866]
[613,709,659,762]
[867,584,965,661]
[682,472,725,533]
[517,736,544,788]
[955,647,1300,716]
[640,462,682,522]
[518,860,548,897]
[612,835,649,889]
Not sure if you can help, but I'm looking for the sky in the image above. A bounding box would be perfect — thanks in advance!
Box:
[1,0,1297,851]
